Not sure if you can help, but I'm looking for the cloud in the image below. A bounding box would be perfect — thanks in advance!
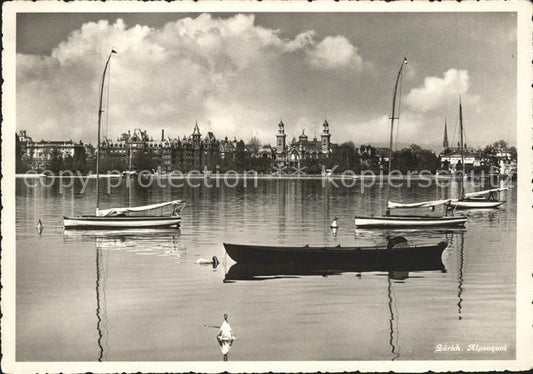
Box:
[307,35,363,70]
[404,69,479,113]
[16,14,367,144]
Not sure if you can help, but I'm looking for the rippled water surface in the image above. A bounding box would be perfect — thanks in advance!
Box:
[16,177,516,361]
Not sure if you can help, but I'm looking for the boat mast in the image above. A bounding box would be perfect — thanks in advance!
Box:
[386,57,408,216]
[96,50,117,213]
[459,98,465,199]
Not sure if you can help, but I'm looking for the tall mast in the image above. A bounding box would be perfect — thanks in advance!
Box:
[459,98,465,198]
[386,57,408,216]
[96,50,117,213]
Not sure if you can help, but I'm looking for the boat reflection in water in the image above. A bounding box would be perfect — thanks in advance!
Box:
[223,256,446,282]
[63,228,182,361]
[224,231,463,361]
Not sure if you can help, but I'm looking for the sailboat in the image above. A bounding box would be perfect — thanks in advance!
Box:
[354,58,467,228]
[448,100,508,209]
[63,50,185,229]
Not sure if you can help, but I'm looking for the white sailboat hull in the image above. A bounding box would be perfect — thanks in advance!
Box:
[355,215,467,228]
[449,199,506,209]
[63,215,181,229]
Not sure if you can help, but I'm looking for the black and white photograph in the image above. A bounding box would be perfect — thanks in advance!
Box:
[2,1,532,372]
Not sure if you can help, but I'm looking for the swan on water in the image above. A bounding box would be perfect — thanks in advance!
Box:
[217,313,235,361]
[195,256,219,267]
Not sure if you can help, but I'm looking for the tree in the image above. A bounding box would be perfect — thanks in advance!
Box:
[493,140,508,149]
[508,146,517,160]
[235,140,247,171]
[247,136,261,155]
[62,154,75,171]
[47,147,63,174]
[73,145,88,173]
[390,144,439,173]
[331,142,361,172]
[250,156,271,174]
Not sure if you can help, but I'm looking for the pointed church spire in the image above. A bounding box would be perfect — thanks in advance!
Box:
[443,118,449,149]
[193,120,201,136]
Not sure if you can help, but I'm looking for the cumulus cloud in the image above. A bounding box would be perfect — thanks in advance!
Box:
[404,69,479,113]
[16,14,366,144]
[345,111,428,146]
[307,35,363,70]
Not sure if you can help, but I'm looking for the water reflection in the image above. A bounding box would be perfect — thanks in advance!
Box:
[455,231,465,320]
[64,228,183,361]
[96,244,109,361]
[223,259,446,282]
[387,276,400,360]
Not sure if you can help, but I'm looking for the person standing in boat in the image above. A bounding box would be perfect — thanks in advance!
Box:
[217,314,235,361]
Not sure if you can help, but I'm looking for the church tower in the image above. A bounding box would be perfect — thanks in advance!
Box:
[276,119,287,154]
[321,120,331,154]
[192,120,201,147]
[443,119,449,149]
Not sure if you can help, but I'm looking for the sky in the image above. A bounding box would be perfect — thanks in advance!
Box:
[16,12,517,150]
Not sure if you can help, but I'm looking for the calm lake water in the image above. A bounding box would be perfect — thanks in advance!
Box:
[16,176,516,361]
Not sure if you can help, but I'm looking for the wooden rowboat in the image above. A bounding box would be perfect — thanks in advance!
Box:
[223,237,447,264]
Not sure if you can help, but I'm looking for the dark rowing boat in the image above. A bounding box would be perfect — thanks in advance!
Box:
[223,237,447,265]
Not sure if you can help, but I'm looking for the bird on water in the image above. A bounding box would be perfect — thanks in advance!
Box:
[36,219,43,235]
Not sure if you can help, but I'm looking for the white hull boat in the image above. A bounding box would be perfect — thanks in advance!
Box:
[353,59,467,229]
[63,215,181,229]
[355,215,467,228]
[449,199,506,209]
[62,50,185,230]
[451,102,508,210]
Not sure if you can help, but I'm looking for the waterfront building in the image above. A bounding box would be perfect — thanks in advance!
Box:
[16,130,85,171]
[274,119,332,167]
[100,128,173,172]
[440,144,482,170]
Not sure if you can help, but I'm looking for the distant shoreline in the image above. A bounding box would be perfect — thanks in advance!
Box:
[15,173,504,180]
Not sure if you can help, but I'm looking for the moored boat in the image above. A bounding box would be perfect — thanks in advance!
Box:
[449,101,508,209]
[353,58,466,228]
[62,50,184,230]
[63,200,185,229]
[449,198,506,209]
[223,237,447,264]
[354,214,467,228]
[449,188,508,209]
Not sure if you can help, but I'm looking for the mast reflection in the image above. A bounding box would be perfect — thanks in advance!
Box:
[387,275,400,361]
[457,231,465,320]
[64,228,182,361]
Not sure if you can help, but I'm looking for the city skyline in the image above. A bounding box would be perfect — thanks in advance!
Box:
[16,12,517,149]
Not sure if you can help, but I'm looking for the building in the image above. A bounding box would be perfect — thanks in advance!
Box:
[274,119,332,167]
[17,130,85,171]
[440,146,482,170]
[100,128,173,172]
